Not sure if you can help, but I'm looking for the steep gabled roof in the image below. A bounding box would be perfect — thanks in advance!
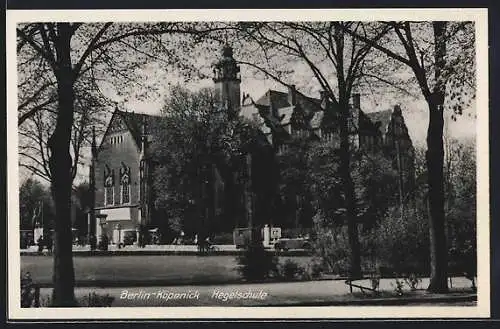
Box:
[255,89,327,129]
[98,108,161,152]
[116,110,161,149]
[255,90,290,109]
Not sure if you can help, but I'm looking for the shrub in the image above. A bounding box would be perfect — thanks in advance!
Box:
[281,259,301,281]
[404,273,422,291]
[21,272,40,308]
[311,211,351,276]
[309,261,324,279]
[372,207,430,277]
[20,272,114,307]
[237,243,279,281]
[79,293,114,307]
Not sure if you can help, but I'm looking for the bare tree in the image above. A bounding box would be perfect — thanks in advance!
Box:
[18,84,108,184]
[16,22,218,306]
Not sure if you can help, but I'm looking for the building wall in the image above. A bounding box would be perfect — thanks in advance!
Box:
[94,114,142,236]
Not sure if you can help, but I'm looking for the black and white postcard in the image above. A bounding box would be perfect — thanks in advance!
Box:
[6,8,490,319]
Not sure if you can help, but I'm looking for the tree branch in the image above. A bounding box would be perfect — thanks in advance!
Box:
[17,26,57,71]
[341,23,411,66]
[72,22,113,81]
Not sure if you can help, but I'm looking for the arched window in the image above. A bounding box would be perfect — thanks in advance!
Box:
[104,170,114,206]
[120,163,131,204]
[121,172,130,204]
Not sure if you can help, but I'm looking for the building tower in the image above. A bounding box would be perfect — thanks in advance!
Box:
[213,45,241,116]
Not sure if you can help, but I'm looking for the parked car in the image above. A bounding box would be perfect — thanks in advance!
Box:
[122,229,137,246]
[274,237,312,251]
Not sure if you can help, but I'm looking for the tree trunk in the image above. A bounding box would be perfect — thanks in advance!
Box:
[48,24,77,306]
[339,100,362,279]
[426,102,448,293]
[245,153,254,242]
[426,21,448,293]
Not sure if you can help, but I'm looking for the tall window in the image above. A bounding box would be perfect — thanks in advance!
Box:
[120,163,131,204]
[104,174,114,206]
[121,172,130,204]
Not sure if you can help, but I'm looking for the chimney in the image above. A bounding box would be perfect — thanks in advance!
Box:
[352,93,360,109]
[287,84,296,106]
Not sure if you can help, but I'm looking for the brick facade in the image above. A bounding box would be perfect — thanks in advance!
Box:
[92,111,152,244]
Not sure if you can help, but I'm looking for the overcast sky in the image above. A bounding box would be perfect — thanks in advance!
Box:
[20,26,478,186]
[118,62,477,149]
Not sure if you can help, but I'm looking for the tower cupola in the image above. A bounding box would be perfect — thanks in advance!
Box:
[212,45,241,115]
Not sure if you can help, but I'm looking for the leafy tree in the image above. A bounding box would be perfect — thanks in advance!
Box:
[276,136,314,229]
[443,138,476,279]
[307,140,399,272]
[71,182,92,241]
[372,205,430,276]
[150,86,249,240]
[351,150,400,229]
[19,178,53,231]
[344,21,476,292]
[16,22,219,306]
[220,21,394,278]
[19,178,50,230]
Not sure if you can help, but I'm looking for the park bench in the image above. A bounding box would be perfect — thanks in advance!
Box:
[345,278,379,295]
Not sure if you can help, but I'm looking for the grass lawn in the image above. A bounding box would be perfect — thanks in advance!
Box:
[21,255,313,286]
